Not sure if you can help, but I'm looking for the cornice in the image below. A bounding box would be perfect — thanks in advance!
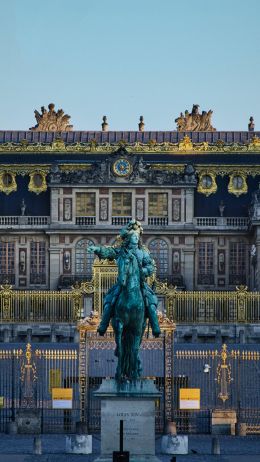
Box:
[0,135,260,154]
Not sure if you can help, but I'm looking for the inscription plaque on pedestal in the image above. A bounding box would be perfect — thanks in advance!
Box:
[94,379,161,462]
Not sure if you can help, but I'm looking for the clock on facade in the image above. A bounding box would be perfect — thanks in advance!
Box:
[113,158,132,177]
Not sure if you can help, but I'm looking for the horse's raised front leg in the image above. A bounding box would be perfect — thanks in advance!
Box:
[113,318,124,381]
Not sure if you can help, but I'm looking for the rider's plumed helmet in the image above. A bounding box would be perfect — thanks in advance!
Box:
[120,219,143,239]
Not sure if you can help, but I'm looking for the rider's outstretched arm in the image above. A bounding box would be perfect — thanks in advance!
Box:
[88,245,117,261]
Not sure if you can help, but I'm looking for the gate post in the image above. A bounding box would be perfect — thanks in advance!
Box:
[157,313,176,430]
[78,312,100,428]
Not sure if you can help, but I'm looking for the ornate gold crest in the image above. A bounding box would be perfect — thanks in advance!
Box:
[197,171,217,196]
[228,172,247,197]
[0,171,17,195]
[28,171,47,194]
[178,135,193,151]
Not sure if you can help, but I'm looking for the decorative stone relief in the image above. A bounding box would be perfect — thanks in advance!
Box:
[175,104,216,132]
[30,103,73,131]
[136,198,145,221]
[99,198,108,221]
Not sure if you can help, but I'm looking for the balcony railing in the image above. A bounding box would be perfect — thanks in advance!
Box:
[194,217,249,229]
[112,216,132,226]
[148,217,169,226]
[76,216,96,225]
[0,216,50,227]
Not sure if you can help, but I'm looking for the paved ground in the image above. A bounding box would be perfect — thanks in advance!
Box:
[0,435,260,462]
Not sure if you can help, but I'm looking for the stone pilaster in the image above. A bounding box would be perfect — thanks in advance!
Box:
[185,188,194,224]
[183,247,195,290]
[49,237,61,289]
[255,227,260,290]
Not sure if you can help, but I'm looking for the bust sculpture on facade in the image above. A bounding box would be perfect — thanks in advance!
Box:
[30,103,73,131]
[175,104,216,132]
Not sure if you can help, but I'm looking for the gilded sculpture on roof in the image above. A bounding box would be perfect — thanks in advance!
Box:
[30,103,73,132]
[175,104,216,132]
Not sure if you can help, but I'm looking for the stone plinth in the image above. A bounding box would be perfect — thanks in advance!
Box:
[94,379,161,462]
[66,435,92,454]
[212,409,237,435]
[161,434,188,455]
[16,409,41,434]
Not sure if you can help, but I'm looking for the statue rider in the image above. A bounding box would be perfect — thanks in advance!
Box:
[87,219,161,337]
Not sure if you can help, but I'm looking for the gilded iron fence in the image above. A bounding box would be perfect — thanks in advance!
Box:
[158,285,260,324]
[0,343,79,433]
[1,258,260,324]
[0,285,77,323]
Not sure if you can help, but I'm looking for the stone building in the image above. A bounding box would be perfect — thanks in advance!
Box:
[0,104,260,343]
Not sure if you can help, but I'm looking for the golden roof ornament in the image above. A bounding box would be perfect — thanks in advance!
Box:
[30,103,73,131]
[175,104,216,132]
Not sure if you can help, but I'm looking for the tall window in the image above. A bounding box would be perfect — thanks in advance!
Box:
[148,239,168,279]
[76,239,95,276]
[198,242,214,285]
[30,241,46,284]
[148,193,168,216]
[0,242,15,283]
[229,241,246,285]
[112,193,132,216]
[76,193,96,216]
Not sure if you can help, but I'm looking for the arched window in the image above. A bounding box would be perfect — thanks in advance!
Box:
[148,239,169,279]
[75,239,95,276]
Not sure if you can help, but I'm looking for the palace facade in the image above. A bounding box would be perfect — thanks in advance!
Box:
[1,104,260,343]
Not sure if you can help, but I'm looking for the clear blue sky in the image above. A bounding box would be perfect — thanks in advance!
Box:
[0,0,259,131]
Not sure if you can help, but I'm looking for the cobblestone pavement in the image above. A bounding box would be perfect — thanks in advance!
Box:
[0,435,260,462]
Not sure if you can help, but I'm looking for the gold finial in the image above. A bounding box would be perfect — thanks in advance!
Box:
[138,116,145,132]
[102,115,109,132]
[30,103,73,131]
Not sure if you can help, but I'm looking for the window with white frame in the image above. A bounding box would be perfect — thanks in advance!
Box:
[229,241,246,285]
[197,241,214,285]
[0,242,15,283]
[75,239,95,276]
[30,241,46,284]
[148,239,168,279]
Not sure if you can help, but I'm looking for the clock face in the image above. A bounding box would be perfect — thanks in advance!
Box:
[113,158,132,177]
[202,174,212,188]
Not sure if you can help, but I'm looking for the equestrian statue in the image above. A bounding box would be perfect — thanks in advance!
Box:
[88,219,161,381]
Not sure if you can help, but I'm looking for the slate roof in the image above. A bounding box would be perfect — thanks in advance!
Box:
[0,130,259,144]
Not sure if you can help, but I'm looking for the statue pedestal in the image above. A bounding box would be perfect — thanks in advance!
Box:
[94,379,161,462]
[212,409,237,435]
